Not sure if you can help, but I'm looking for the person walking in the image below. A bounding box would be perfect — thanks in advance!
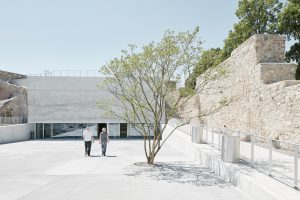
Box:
[99,127,109,156]
[83,127,94,156]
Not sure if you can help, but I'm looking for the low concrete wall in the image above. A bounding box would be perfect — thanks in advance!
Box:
[0,123,34,144]
[163,124,300,200]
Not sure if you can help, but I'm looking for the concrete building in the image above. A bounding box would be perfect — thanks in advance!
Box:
[4,71,156,139]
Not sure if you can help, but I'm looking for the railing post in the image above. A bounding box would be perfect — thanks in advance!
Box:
[206,125,208,143]
[294,145,299,188]
[218,131,222,150]
[212,126,214,147]
[201,124,204,142]
[269,139,272,176]
[251,135,255,166]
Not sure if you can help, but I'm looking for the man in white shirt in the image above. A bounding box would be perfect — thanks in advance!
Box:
[83,127,94,156]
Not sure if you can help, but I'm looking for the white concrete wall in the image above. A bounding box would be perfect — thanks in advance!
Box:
[13,76,160,125]
[108,123,120,137]
[0,123,34,144]
[14,77,127,123]
[128,124,141,137]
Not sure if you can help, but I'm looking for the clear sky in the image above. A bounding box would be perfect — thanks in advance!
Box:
[0,0,263,75]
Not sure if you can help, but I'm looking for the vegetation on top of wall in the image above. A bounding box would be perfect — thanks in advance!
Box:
[221,0,283,60]
[184,0,286,92]
[278,0,300,79]
[185,48,222,90]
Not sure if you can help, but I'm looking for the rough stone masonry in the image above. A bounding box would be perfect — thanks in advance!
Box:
[0,70,27,119]
[182,34,300,144]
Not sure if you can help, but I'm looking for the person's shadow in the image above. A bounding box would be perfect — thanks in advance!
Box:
[90,155,117,158]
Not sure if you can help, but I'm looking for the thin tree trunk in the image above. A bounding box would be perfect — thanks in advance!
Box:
[147,155,155,164]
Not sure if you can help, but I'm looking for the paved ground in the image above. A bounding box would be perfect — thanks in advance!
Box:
[0,139,252,200]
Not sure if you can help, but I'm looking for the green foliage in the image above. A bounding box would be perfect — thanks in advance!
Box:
[279,0,300,79]
[236,0,282,34]
[285,43,300,63]
[279,0,300,40]
[222,23,251,59]
[222,0,283,59]
[179,87,195,97]
[185,48,222,90]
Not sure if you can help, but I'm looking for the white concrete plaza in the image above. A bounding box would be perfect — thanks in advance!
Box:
[0,140,252,200]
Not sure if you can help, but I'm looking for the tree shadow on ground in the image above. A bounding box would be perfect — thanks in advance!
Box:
[125,161,230,187]
[242,159,295,186]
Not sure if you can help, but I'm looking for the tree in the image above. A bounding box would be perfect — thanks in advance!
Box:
[185,48,222,90]
[98,28,229,164]
[278,0,300,79]
[222,0,283,59]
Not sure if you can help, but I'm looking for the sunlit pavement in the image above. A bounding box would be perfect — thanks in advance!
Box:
[0,140,252,200]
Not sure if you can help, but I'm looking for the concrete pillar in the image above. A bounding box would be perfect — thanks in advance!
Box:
[106,123,109,136]
[33,123,37,139]
[42,123,45,139]
[50,123,54,137]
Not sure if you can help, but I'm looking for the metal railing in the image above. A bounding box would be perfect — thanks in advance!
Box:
[27,70,102,77]
[169,119,300,189]
[0,117,27,125]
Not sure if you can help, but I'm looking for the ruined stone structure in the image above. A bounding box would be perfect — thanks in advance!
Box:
[183,34,300,143]
[0,70,27,119]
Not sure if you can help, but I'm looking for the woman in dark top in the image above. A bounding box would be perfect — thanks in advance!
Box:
[99,127,109,156]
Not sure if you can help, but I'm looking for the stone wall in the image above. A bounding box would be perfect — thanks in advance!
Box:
[0,70,26,82]
[0,71,27,119]
[182,34,300,144]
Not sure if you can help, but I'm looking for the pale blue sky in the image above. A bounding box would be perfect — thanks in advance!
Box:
[0,0,286,75]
